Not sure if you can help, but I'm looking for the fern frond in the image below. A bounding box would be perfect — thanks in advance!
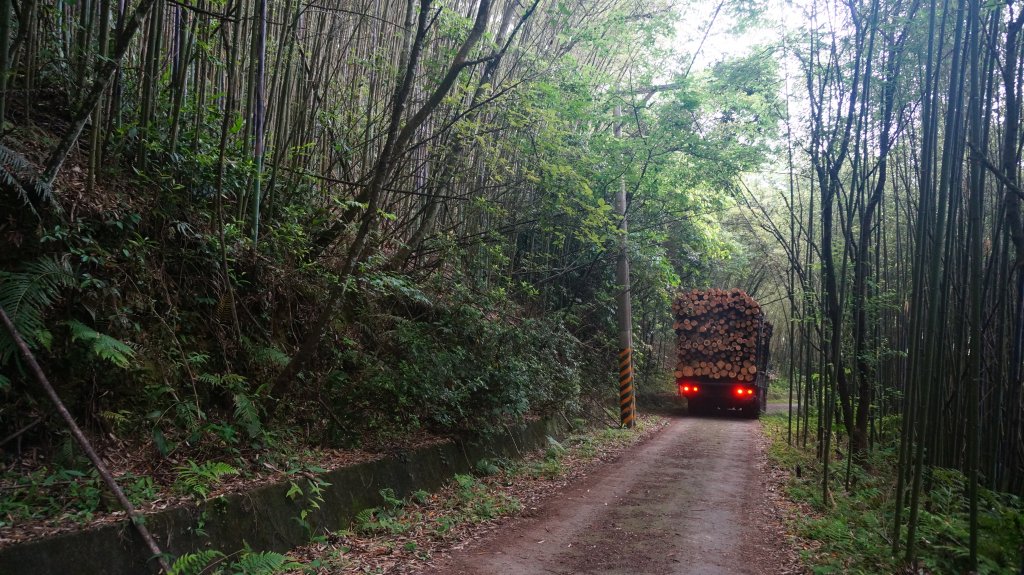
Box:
[195,372,222,384]
[174,460,238,500]
[250,344,289,368]
[174,401,204,433]
[0,257,76,363]
[197,372,222,386]
[355,507,376,526]
[169,549,225,575]
[65,319,136,368]
[205,462,238,477]
[232,392,263,439]
[229,550,300,575]
[0,143,57,217]
[187,352,211,368]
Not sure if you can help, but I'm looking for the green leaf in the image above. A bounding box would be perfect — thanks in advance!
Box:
[152,428,171,456]
[169,550,225,575]
[229,550,301,574]
[65,320,136,369]
[174,460,238,500]
[0,258,75,363]
[229,114,245,134]
[232,392,263,439]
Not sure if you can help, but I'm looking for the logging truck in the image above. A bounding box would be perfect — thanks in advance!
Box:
[671,288,772,418]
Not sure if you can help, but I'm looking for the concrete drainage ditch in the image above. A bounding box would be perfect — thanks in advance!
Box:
[0,418,564,575]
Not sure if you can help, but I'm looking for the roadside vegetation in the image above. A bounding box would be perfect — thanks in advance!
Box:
[761,412,1024,574]
[165,416,665,575]
[731,0,1024,570]
[1,0,1023,571]
[0,0,772,544]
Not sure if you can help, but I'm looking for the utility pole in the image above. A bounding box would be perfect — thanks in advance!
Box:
[610,80,697,429]
[615,104,636,428]
[609,0,719,429]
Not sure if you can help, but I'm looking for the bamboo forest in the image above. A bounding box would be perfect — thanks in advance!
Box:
[0,0,1022,573]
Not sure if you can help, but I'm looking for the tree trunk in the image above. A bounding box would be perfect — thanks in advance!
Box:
[42,0,160,186]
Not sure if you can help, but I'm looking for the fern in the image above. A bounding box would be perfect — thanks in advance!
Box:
[169,549,299,575]
[232,391,263,439]
[65,319,136,368]
[0,143,56,217]
[100,410,131,430]
[174,460,238,500]
[187,352,211,368]
[196,372,222,387]
[228,550,300,575]
[170,550,225,575]
[354,507,379,533]
[198,372,246,389]
[247,343,289,368]
[546,436,566,457]
[174,401,205,434]
[0,257,76,363]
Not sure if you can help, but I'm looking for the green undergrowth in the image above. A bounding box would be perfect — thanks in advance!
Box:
[1,183,618,532]
[761,413,1024,574]
[0,453,324,531]
[289,416,661,573]
[0,264,612,528]
[765,379,791,402]
[0,454,220,531]
[351,475,523,541]
[169,548,301,575]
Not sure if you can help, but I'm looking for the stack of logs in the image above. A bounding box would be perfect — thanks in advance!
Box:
[671,288,771,382]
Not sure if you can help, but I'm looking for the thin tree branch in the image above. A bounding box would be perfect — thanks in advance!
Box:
[164,0,237,22]
[0,307,170,573]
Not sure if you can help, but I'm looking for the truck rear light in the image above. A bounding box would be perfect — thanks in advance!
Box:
[734,386,755,397]
[678,382,700,395]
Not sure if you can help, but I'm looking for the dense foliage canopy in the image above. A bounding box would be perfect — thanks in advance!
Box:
[0,0,773,461]
[3,0,1022,571]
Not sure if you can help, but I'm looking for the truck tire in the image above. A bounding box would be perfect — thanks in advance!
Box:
[744,402,761,419]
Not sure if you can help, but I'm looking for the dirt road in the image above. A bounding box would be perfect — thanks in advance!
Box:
[415,410,791,575]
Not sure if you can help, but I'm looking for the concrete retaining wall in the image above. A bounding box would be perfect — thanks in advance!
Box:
[0,419,563,575]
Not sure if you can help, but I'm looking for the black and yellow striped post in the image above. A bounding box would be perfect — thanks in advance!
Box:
[618,347,636,428]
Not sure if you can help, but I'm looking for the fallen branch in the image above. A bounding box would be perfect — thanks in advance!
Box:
[0,306,171,574]
[0,415,44,447]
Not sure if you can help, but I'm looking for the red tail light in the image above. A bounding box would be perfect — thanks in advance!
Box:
[678,382,700,395]
[734,386,755,397]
